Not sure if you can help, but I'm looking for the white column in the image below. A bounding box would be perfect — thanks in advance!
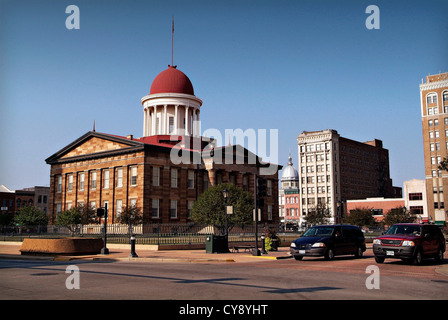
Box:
[185,106,190,136]
[197,110,200,136]
[143,107,147,136]
[153,105,157,135]
[174,105,178,135]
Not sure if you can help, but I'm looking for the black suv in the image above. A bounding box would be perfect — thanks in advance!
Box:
[290,224,366,261]
[373,223,446,265]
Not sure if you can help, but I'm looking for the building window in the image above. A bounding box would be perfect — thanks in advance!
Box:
[153,167,160,187]
[103,170,109,189]
[427,94,437,104]
[79,172,85,191]
[268,205,273,221]
[170,200,177,218]
[188,170,194,189]
[169,116,174,133]
[90,201,96,210]
[408,193,423,201]
[267,180,272,196]
[117,168,123,188]
[68,174,73,192]
[152,199,159,218]
[410,206,423,215]
[91,171,97,190]
[116,199,122,218]
[187,200,194,218]
[130,166,137,186]
[56,203,62,214]
[57,175,62,193]
[171,168,178,188]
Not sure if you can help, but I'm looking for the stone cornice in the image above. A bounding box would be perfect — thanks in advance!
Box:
[419,80,448,92]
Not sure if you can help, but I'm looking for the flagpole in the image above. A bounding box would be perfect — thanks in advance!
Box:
[171,16,174,66]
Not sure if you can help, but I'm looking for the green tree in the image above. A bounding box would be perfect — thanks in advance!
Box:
[343,207,377,228]
[191,183,253,234]
[116,204,143,235]
[383,206,417,226]
[13,206,48,226]
[303,202,331,226]
[56,207,83,235]
[55,204,96,235]
[438,156,448,171]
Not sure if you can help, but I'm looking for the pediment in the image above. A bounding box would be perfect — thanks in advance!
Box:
[61,136,133,158]
[46,131,144,164]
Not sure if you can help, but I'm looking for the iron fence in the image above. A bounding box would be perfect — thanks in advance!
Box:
[0,223,288,245]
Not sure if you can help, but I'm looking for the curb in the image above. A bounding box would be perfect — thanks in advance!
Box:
[92,257,236,263]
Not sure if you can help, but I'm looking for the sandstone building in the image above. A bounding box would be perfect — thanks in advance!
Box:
[45,65,280,224]
[420,72,448,226]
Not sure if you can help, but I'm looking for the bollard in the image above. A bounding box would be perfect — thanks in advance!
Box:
[129,235,138,258]
[261,235,267,254]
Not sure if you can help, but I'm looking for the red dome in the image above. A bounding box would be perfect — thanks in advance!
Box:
[150,66,195,95]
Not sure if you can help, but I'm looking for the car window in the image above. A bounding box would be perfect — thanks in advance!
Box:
[386,225,421,236]
[303,226,334,237]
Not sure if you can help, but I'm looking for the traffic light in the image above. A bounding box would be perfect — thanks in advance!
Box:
[96,208,105,218]
[257,177,266,198]
[257,177,266,208]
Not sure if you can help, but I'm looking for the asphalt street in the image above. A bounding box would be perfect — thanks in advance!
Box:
[1,254,447,301]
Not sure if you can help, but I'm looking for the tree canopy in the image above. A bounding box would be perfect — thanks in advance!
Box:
[343,207,377,228]
[13,206,48,226]
[383,207,417,226]
[191,183,254,233]
[303,202,331,226]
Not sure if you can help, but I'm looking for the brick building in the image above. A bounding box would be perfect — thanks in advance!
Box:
[45,65,280,224]
[346,197,405,223]
[420,72,448,226]
[279,154,301,227]
[297,129,401,223]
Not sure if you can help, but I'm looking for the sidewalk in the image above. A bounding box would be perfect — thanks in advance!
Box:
[0,241,292,263]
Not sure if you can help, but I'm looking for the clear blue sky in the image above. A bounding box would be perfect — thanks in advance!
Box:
[1,0,447,191]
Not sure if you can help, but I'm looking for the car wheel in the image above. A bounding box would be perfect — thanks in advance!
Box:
[375,256,385,263]
[294,255,303,261]
[413,248,423,265]
[324,248,335,260]
[435,247,444,262]
[355,246,363,258]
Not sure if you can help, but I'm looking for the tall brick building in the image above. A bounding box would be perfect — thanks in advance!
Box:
[420,72,448,226]
[45,65,280,224]
[297,129,401,224]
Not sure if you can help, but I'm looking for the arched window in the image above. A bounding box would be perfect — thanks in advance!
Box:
[426,92,438,115]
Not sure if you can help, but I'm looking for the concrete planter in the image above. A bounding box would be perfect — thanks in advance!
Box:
[20,237,104,256]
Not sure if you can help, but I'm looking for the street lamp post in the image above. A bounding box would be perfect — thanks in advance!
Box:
[101,203,109,255]
[222,188,229,240]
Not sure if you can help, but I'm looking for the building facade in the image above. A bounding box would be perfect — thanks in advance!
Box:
[420,72,448,226]
[297,129,400,224]
[46,65,280,224]
[403,179,428,222]
[279,154,301,227]
[346,197,405,223]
